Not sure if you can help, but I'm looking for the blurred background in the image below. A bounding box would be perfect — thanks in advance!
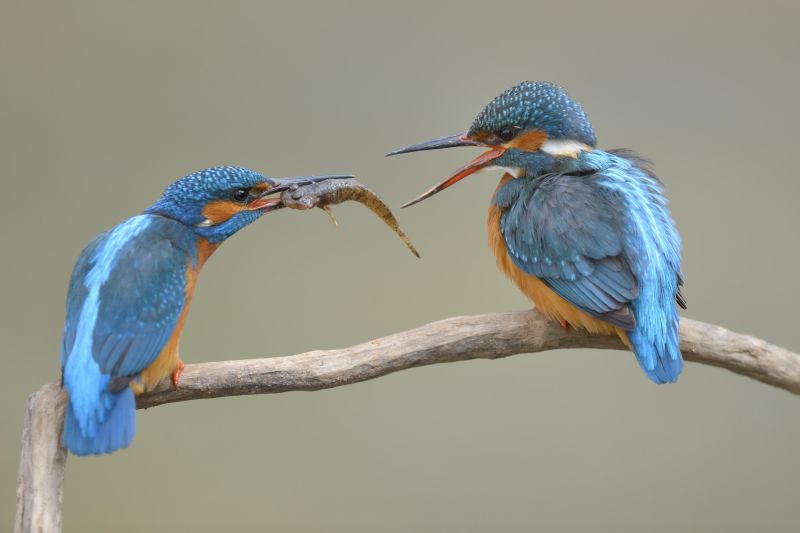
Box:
[2,1,799,531]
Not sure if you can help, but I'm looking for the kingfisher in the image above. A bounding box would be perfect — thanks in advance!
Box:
[389,81,686,384]
[60,167,351,455]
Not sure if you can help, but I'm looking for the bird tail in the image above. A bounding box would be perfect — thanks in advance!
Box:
[627,304,683,384]
[63,386,136,456]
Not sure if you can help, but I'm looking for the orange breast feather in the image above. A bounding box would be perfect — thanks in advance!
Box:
[133,238,218,394]
[488,174,626,341]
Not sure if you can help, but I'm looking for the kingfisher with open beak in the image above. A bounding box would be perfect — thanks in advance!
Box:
[60,167,351,455]
[389,81,685,384]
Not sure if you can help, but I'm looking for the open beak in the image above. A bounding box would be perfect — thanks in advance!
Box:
[251,174,355,211]
[387,132,505,208]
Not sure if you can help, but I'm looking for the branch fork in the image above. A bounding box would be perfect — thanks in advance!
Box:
[15,310,800,532]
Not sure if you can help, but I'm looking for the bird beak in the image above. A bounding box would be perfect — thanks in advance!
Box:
[387,132,505,208]
[251,174,355,211]
[386,131,482,155]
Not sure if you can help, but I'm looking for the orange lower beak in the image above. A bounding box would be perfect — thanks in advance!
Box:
[248,197,282,211]
[400,146,506,208]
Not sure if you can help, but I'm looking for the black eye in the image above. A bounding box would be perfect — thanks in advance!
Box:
[496,126,518,143]
[231,189,249,203]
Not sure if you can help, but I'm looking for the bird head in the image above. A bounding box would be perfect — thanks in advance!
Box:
[389,81,596,207]
[145,166,352,243]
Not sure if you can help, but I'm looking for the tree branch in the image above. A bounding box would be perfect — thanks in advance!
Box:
[15,310,800,532]
[138,310,800,407]
[15,383,67,533]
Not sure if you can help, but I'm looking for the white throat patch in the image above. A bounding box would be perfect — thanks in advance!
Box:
[484,165,522,178]
[495,166,522,178]
[540,139,592,158]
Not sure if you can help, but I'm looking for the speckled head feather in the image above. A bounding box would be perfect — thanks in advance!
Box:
[151,166,268,212]
[144,166,272,242]
[469,81,596,147]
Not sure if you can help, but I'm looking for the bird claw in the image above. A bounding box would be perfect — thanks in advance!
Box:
[172,359,185,387]
[559,319,570,332]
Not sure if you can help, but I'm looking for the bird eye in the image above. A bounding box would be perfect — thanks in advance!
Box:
[496,126,518,143]
[231,189,249,203]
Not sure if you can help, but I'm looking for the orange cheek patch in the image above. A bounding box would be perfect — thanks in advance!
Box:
[508,129,548,151]
[202,200,246,224]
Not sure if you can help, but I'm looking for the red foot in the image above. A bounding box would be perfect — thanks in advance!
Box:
[172,359,185,387]
[559,319,570,331]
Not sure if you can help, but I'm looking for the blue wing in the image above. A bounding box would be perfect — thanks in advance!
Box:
[61,233,105,368]
[496,171,639,330]
[497,150,685,383]
[61,215,195,444]
[91,235,190,378]
[62,215,193,379]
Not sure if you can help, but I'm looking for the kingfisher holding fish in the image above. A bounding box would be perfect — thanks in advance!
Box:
[60,167,420,455]
[389,81,686,384]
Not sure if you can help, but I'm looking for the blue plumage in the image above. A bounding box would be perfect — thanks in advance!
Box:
[61,166,263,455]
[63,386,135,456]
[390,81,686,384]
[470,81,597,148]
[61,215,194,455]
[145,166,272,243]
[61,166,349,455]
[496,149,683,382]
[496,167,637,328]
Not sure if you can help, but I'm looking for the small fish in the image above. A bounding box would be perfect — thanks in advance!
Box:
[280,178,420,258]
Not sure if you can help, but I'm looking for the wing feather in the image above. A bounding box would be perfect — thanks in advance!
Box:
[62,216,193,381]
[498,172,639,330]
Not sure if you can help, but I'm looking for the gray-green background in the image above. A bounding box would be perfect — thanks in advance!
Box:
[2,1,799,531]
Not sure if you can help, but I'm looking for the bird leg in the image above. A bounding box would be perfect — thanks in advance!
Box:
[172,359,185,387]
[559,318,570,331]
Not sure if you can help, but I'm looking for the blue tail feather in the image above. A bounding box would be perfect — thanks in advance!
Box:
[63,386,136,456]
[629,325,682,384]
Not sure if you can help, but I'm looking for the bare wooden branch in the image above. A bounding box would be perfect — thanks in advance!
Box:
[139,311,800,406]
[15,310,800,532]
[15,383,67,533]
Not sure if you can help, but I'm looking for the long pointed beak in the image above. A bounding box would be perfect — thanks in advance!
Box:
[400,147,505,208]
[389,131,505,208]
[252,174,354,211]
[386,131,481,156]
